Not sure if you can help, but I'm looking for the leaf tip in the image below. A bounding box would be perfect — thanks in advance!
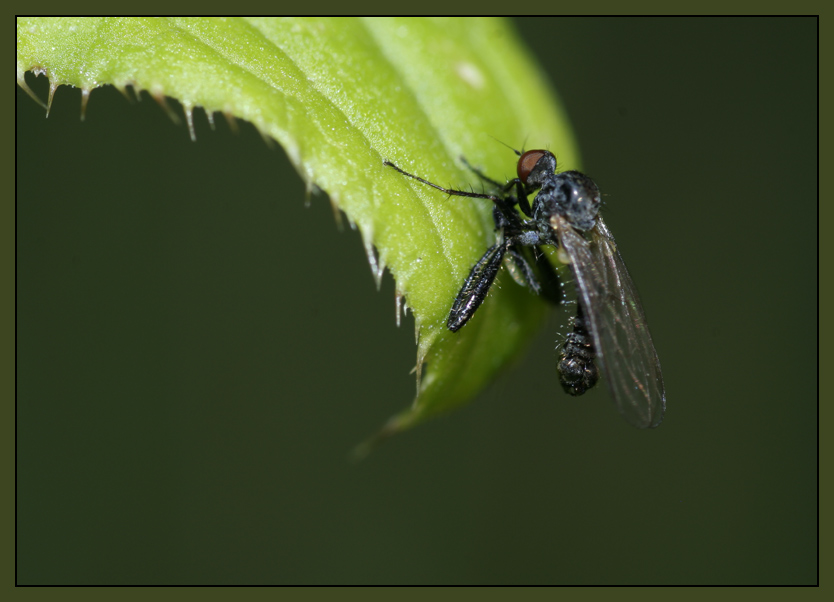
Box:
[222,110,239,134]
[395,291,403,328]
[350,404,425,461]
[153,91,181,126]
[183,103,197,141]
[17,72,48,111]
[362,235,384,290]
[79,88,91,121]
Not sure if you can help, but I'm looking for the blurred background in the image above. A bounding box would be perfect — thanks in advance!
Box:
[16,18,817,585]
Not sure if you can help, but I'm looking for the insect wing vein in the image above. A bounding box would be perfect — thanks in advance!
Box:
[555,215,666,428]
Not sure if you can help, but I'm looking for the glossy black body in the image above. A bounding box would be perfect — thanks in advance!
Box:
[384,149,665,428]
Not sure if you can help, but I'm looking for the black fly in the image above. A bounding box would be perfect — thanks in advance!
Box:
[384,148,666,428]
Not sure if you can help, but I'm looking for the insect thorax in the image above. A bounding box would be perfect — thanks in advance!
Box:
[534,171,601,232]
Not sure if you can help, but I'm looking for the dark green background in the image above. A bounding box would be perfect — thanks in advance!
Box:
[16,18,817,585]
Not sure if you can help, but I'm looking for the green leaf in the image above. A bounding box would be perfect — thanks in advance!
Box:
[16,17,581,444]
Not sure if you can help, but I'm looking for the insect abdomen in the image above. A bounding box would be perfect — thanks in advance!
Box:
[558,309,599,396]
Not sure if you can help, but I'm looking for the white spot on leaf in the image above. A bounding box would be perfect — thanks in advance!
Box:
[455,61,484,89]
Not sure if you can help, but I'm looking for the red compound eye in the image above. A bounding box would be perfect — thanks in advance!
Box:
[517,149,548,183]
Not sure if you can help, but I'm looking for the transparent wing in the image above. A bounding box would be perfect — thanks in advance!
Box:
[553,215,666,428]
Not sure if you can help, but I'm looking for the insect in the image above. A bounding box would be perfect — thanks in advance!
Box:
[384,147,666,428]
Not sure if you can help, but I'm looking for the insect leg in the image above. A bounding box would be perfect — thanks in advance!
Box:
[384,160,505,204]
[504,247,539,291]
[447,238,510,332]
[459,156,534,218]
[505,246,563,305]
[386,160,529,234]
[529,247,563,305]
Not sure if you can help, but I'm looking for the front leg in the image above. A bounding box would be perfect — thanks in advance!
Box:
[447,239,509,332]
[384,160,505,205]
[460,155,534,218]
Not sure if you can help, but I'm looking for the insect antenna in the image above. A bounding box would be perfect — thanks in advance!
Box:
[487,135,522,157]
